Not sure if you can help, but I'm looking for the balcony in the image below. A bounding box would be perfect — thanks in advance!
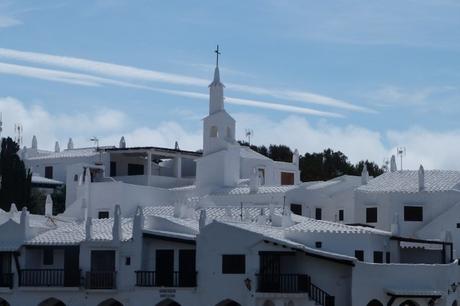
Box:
[19,269,80,287]
[256,274,335,306]
[0,273,13,289]
[135,271,197,287]
[85,271,116,289]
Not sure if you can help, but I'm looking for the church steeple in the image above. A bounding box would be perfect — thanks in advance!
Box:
[209,45,224,114]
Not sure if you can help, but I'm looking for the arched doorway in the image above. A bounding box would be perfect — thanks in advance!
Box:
[263,301,275,306]
[156,299,181,306]
[399,301,419,306]
[38,298,66,306]
[0,298,10,306]
[97,299,123,306]
[367,300,384,306]
[216,299,242,306]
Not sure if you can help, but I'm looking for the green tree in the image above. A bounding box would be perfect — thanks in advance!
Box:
[0,137,32,210]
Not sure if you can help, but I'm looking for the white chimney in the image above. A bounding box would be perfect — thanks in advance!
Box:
[85,216,92,241]
[418,165,425,191]
[199,209,207,231]
[112,205,122,242]
[390,155,397,172]
[133,206,144,240]
[256,208,267,225]
[361,165,369,185]
[249,168,259,193]
[31,135,37,150]
[119,136,126,149]
[54,141,60,153]
[45,194,53,217]
[292,148,299,166]
[67,138,74,150]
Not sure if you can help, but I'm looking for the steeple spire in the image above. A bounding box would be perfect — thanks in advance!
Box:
[214,44,221,67]
[209,44,224,114]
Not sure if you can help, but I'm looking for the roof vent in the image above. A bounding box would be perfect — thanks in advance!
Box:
[418,165,425,191]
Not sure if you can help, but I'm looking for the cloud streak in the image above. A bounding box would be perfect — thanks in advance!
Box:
[0,61,342,118]
[0,47,372,113]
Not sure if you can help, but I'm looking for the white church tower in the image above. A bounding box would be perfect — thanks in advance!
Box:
[196,46,240,191]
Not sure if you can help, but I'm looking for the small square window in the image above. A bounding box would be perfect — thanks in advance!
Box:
[366,207,378,223]
[457,223,460,229]
[315,241,322,248]
[98,211,109,219]
[404,206,423,222]
[355,250,364,261]
[222,255,245,274]
[290,204,302,215]
[373,251,383,263]
[43,248,54,266]
[315,208,322,220]
[338,209,344,221]
[125,257,131,266]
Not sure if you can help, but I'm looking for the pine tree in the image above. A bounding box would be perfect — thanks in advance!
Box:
[0,137,32,210]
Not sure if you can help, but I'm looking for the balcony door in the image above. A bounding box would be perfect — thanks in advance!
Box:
[64,246,80,287]
[156,250,174,287]
[259,253,281,292]
[91,250,115,272]
[0,253,11,287]
[178,249,196,286]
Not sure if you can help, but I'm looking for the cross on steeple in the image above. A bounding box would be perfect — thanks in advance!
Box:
[214,45,221,67]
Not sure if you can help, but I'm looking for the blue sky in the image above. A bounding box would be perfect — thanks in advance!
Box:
[1,0,460,169]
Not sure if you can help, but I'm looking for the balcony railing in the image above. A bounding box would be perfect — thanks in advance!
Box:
[256,274,335,306]
[19,269,80,287]
[0,273,13,289]
[85,271,116,289]
[135,271,197,287]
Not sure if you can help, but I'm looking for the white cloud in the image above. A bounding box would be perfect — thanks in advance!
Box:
[0,48,372,113]
[3,96,459,170]
[0,16,21,28]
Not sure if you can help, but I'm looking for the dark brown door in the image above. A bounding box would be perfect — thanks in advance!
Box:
[64,246,80,286]
[179,249,196,286]
[259,253,281,292]
[156,250,174,286]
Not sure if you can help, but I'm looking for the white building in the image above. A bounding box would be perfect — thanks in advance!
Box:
[0,58,458,306]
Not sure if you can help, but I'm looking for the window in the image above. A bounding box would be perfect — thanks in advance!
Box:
[338,209,344,221]
[222,255,245,274]
[355,250,364,261]
[457,223,460,229]
[127,163,144,176]
[74,174,78,182]
[258,168,266,185]
[290,204,302,216]
[315,241,322,248]
[110,161,117,177]
[281,172,294,185]
[98,211,109,219]
[125,257,131,266]
[366,207,377,223]
[404,206,423,222]
[45,166,53,179]
[315,208,322,220]
[43,248,54,265]
[373,251,383,263]
[210,126,218,137]
[386,252,390,263]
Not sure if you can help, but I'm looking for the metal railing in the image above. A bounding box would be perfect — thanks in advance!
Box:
[0,273,13,289]
[135,271,197,287]
[256,274,335,306]
[85,271,116,289]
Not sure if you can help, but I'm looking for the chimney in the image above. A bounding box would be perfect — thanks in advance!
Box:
[199,209,207,231]
[133,206,144,240]
[80,198,88,222]
[20,207,30,238]
[256,208,267,225]
[390,155,397,172]
[85,216,92,241]
[84,168,91,184]
[31,135,38,150]
[361,164,369,185]
[418,165,425,191]
[249,168,259,193]
[45,194,53,217]
[54,141,60,153]
[67,138,74,150]
[292,149,299,166]
[119,136,126,149]
[9,203,18,216]
[112,205,122,242]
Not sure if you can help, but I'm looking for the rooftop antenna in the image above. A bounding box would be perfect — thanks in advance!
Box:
[14,123,23,146]
[245,129,253,145]
[397,147,406,171]
[90,137,99,149]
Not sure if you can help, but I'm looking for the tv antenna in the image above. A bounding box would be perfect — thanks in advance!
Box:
[397,147,406,170]
[245,129,253,145]
[14,123,23,146]
[90,137,99,149]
